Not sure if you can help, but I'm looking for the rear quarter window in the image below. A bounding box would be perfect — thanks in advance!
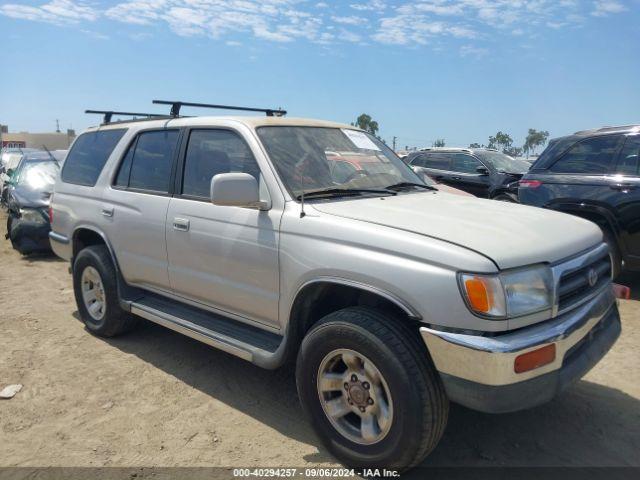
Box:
[61,129,126,186]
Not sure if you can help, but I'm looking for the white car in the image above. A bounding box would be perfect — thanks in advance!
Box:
[49,103,619,470]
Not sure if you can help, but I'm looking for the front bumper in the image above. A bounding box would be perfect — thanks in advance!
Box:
[420,286,620,413]
[8,219,52,254]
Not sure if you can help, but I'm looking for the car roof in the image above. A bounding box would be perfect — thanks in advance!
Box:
[412,147,502,155]
[85,116,356,132]
[572,124,640,137]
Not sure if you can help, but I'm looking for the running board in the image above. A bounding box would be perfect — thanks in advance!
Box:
[130,294,283,363]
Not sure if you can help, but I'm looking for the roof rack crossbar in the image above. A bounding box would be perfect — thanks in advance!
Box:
[152,100,287,118]
[85,110,167,124]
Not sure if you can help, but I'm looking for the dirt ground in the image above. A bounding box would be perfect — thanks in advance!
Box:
[0,209,639,468]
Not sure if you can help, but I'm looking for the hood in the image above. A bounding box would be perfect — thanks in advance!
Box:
[311,192,602,270]
[500,171,525,179]
[435,184,474,197]
[11,185,52,209]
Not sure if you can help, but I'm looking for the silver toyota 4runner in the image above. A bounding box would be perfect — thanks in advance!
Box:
[50,106,620,470]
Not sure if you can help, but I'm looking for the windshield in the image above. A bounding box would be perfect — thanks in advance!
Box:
[16,161,59,190]
[474,151,530,173]
[256,126,423,198]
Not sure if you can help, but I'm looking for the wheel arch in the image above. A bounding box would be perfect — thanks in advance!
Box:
[71,225,136,310]
[279,278,422,366]
[548,202,621,243]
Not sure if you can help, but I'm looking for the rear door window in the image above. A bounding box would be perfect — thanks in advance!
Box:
[120,130,179,193]
[424,154,451,170]
[550,135,623,174]
[614,136,640,176]
[330,160,358,183]
[61,129,126,186]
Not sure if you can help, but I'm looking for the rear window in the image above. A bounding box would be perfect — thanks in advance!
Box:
[61,129,126,186]
[549,135,623,174]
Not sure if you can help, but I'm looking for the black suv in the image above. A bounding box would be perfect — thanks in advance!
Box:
[519,125,640,277]
[406,148,530,201]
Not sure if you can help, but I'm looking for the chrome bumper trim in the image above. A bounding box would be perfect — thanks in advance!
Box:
[49,231,70,245]
[420,285,616,386]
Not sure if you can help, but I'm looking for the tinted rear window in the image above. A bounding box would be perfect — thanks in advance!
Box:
[424,154,451,170]
[549,135,623,174]
[61,129,126,186]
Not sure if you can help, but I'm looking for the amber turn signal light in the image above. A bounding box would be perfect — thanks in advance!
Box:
[464,277,491,313]
[514,344,556,373]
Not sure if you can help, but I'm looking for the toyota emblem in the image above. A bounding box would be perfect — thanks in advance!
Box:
[588,268,598,287]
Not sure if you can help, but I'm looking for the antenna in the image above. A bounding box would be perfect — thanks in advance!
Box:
[42,145,59,165]
[152,100,287,118]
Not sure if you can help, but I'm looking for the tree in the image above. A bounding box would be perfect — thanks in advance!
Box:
[488,131,513,153]
[469,142,481,148]
[504,146,523,158]
[352,114,379,136]
[432,138,446,147]
[523,129,549,157]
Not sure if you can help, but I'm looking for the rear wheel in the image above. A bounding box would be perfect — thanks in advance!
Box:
[296,307,448,470]
[73,245,137,337]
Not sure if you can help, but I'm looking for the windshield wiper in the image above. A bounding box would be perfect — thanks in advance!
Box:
[384,182,438,192]
[296,187,396,201]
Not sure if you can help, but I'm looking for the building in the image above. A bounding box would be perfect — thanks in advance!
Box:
[0,124,76,150]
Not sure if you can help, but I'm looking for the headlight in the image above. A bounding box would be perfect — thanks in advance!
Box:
[459,265,553,319]
[19,208,47,224]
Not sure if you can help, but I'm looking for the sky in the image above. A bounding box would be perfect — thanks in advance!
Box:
[0,0,639,150]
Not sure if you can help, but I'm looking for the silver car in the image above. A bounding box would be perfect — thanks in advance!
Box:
[49,113,620,470]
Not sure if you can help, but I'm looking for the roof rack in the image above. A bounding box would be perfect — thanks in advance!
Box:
[85,110,168,125]
[152,100,287,118]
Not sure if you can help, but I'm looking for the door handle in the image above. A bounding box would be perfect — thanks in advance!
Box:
[101,207,114,217]
[173,218,190,232]
[610,183,636,191]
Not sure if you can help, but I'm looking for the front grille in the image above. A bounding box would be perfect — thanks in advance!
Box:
[557,250,611,313]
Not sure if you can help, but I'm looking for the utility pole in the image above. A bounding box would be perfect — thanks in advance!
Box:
[56,119,60,133]
[392,136,397,151]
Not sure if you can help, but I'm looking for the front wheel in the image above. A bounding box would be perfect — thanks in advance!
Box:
[296,307,448,470]
[493,193,518,202]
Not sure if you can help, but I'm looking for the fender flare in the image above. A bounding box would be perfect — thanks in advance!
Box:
[547,200,620,233]
[290,276,422,320]
[71,225,136,310]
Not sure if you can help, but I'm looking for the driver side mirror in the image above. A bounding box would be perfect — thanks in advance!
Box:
[6,168,14,177]
[476,166,489,175]
[211,173,269,210]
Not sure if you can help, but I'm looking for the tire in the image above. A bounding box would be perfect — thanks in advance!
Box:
[493,193,517,203]
[73,245,138,337]
[603,230,622,279]
[296,307,448,470]
[6,214,12,239]
[6,214,19,251]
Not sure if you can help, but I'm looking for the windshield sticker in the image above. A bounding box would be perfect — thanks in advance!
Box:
[341,129,381,151]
